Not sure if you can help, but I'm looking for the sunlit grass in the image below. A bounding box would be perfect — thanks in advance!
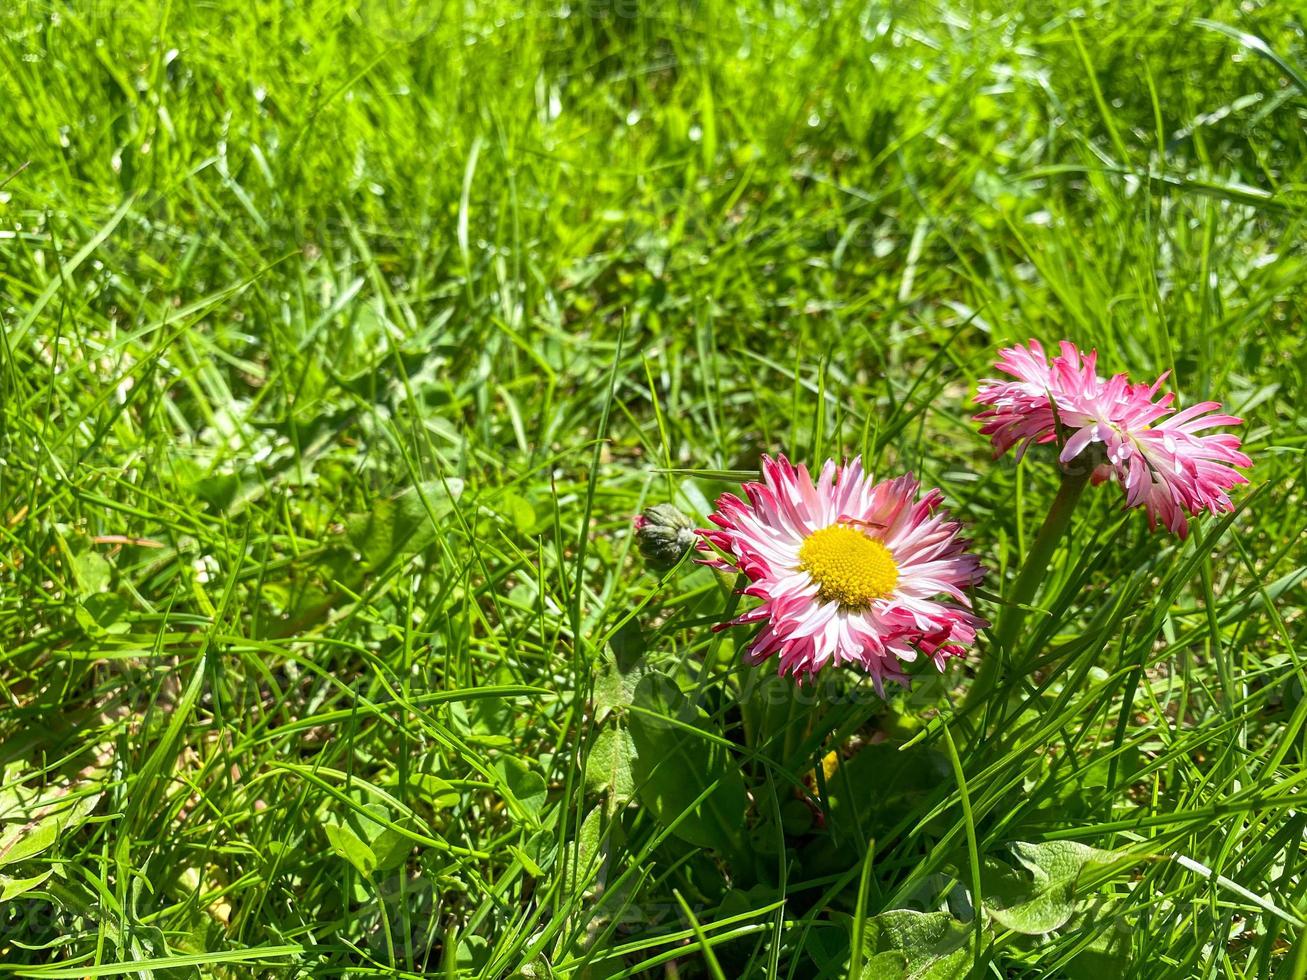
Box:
[0,0,1305,976]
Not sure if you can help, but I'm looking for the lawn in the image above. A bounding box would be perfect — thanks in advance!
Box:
[1,1,1305,976]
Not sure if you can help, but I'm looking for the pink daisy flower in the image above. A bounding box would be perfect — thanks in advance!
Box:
[974,340,1251,538]
[698,455,986,690]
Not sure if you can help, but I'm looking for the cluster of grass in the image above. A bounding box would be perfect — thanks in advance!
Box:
[1,0,1305,975]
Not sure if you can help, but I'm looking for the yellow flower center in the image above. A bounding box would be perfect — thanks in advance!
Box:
[798,524,899,610]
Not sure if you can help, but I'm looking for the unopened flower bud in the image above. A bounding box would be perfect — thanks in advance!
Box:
[633,504,697,569]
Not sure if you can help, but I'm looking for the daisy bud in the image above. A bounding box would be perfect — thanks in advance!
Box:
[633,504,697,569]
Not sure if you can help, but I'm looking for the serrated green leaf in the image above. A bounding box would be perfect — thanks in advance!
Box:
[859,909,974,980]
[586,725,635,805]
[593,619,647,721]
[983,840,1123,935]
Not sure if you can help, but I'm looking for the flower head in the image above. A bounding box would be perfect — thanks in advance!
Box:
[698,455,985,691]
[633,503,697,569]
[975,340,1251,538]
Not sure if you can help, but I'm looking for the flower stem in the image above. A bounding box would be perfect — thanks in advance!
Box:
[994,465,1092,651]
[965,464,1092,711]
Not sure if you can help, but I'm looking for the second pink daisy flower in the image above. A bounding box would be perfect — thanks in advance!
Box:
[974,339,1251,538]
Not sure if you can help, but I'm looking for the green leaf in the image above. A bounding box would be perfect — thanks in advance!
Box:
[345,478,463,571]
[72,551,112,596]
[365,815,416,872]
[627,672,747,858]
[499,490,537,534]
[861,950,910,979]
[0,869,52,902]
[0,793,99,870]
[983,840,1123,935]
[0,819,59,868]
[456,934,489,970]
[409,774,460,809]
[75,593,131,636]
[523,828,556,875]
[1061,896,1132,979]
[857,909,974,980]
[324,822,377,877]
[324,797,418,873]
[191,471,242,513]
[586,725,635,806]
[823,743,951,847]
[593,619,647,722]
[498,759,547,822]
[570,806,606,893]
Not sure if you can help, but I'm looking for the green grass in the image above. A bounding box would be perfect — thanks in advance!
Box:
[1,0,1305,976]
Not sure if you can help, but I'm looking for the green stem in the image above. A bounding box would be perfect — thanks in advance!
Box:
[965,465,1092,711]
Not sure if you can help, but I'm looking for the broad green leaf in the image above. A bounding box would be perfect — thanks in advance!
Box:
[822,743,951,848]
[76,593,131,636]
[0,869,52,902]
[456,934,489,970]
[409,774,460,809]
[983,840,1123,935]
[627,672,747,858]
[324,792,421,873]
[523,828,556,874]
[463,694,516,748]
[345,478,463,571]
[73,551,112,596]
[1026,747,1140,825]
[191,471,242,513]
[1061,895,1132,979]
[585,725,635,805]
[0,819,59,868]
[510,842,543,877]
[498,759,547,822]
[570,806,605,893]
[499,490,537,534]
[324,822,377,877]
[857,909,974,980]
[861,950,910,979]
[593,619,647,721]
[363,810,416,872]
[0,793,97,870]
